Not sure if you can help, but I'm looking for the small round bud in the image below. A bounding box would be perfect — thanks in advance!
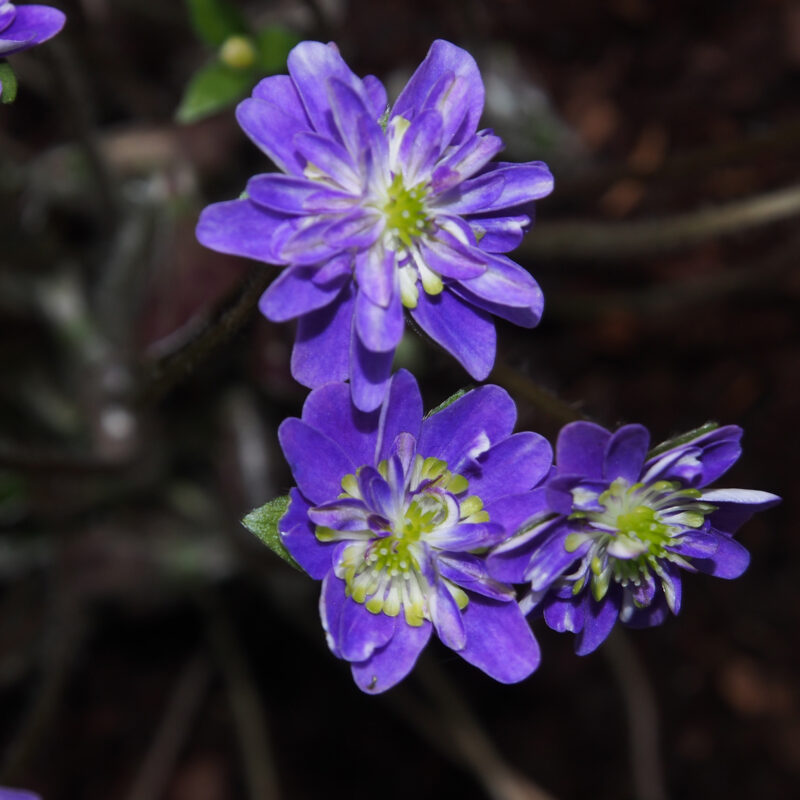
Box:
[219,35,256,70]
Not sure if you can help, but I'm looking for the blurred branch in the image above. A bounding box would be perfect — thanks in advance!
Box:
[604,629,669,800]
[138,265,273,405]
[125,654,212,800]
[521,183,800,261]
[408,656,558,800]
[206,598,282,800]
[0,596,87,783]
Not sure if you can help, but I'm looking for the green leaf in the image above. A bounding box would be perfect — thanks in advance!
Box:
[185,0,247,47]
[647,422,720,460]
[176,60,255,124]
[424,387,472,419]
[0,61,19,105]
[242,495,302,571]
[254,25,301,73]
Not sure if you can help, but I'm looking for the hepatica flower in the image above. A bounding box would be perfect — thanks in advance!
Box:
[0,788,40,800]
[489,422,780,655]
[197,39,553,411]
[0,2,65,97]
[277,369,551,692]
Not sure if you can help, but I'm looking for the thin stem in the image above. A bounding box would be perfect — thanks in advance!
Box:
[520,183,800,260]
[603,629,670,800]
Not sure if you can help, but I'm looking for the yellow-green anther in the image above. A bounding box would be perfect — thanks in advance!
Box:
[446,473,469,494]
[591,555,604,576]
[341,473,360,498]
[422,457,448,480]
[592,567,612,601]
[219,35,257,70]
[572,575,586,595]
[565,532,589,552]
[447,582,470,611]
[460,495,484,518]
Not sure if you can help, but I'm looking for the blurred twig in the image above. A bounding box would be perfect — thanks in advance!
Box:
[125,654,213,800]
[604,629,669,800]
[139,265,273,405]
[205,598,282,800]
[521,183,800,260]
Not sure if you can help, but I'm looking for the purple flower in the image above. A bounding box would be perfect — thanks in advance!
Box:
[488,422,780,655]
[277,369,551,692]
[0,3,65,97]
[197,40,553,412]
[0,788,40,800]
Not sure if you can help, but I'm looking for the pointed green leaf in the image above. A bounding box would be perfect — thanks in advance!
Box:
[185,0,247,47]
[647,422,720,460]
[242,495,301,571]
[254,25,301,73]
[0,61,19,105]
[424,387,472,418]
[176,60,255,124]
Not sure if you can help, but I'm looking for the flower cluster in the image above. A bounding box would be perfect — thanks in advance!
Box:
[0,2,65,98]
[278,370,549,692]
[191,38,780,693]
[197,39,552,411]
[489,422,780,654]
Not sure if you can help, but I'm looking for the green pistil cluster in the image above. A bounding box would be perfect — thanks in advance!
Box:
[319,455,487,622]
[383,173,429,248]
[565,478,715,603]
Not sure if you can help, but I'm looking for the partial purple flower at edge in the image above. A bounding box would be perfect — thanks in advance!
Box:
[488,421,780,655]
[277,369,552,693]
[0,786,40,800]
[197,39,553,412]
[0,3,65,97]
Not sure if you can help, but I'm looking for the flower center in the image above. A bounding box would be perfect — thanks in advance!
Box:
[564,478,715,604]
[314,449,488,625]
[382,173,429,248]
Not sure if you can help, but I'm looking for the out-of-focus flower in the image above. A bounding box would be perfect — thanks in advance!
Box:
[0,2,65,97]
[277,370,551,692]
[0,786,40,800]
[488,422,780,655]
[197,39,553,411]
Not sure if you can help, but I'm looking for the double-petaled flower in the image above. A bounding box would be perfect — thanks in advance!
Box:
[197,39,553,411]
[489,422,780,654]
[277,370,552,692]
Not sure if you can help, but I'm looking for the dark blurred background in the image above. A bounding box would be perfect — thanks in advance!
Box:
[1,0,799,798]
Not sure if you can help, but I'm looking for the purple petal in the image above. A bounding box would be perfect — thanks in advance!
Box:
[392,40,484,147]
[418,232,487,281]
[351,619,432,693]
[355,243,394,307]
[325,211,384,251]
[278,418,356,505]
[236,98,309,175]
[293,131,362,192]
[337,595,396,662]
[0,787,40,800]
[483,489,552,540]
[542,596,585,633]
[464,432,553,505]
[291,283,354,387]
[667,530,720,559]
[468,214,530,254]
[375,369,423,462]
[279,216,346,265]
[247,173,355,214]
[280,488,336,579]
[196,199,290,264]
[452,252,544,328]
[440,162,553,215]
[252,74,309,119]
[300,381,378,468]
[603,424,650,483]
[419,385,515,473]
[362,74,388,118]
[0,4,65,57]
[457,595,540,683]
[574,592,621,655]
[428,574,467,650]
[436,553,515,601]
[287,41,370,142]
[350,327,394,413]
[410,289,496,381]
[396,108,444,182]
[327,77,375,159]
[693,529,751,579]
[705,489,781,534]
[427,521,507,550]
[431,132,504,194]
[320,571,347,657]
[622,593,669,629]
[555,421,612,479]
[308,498,371,531]
[258,264,349,322]
[0,4,17,32]
[355,284,403,353]
[525,527,585,591]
